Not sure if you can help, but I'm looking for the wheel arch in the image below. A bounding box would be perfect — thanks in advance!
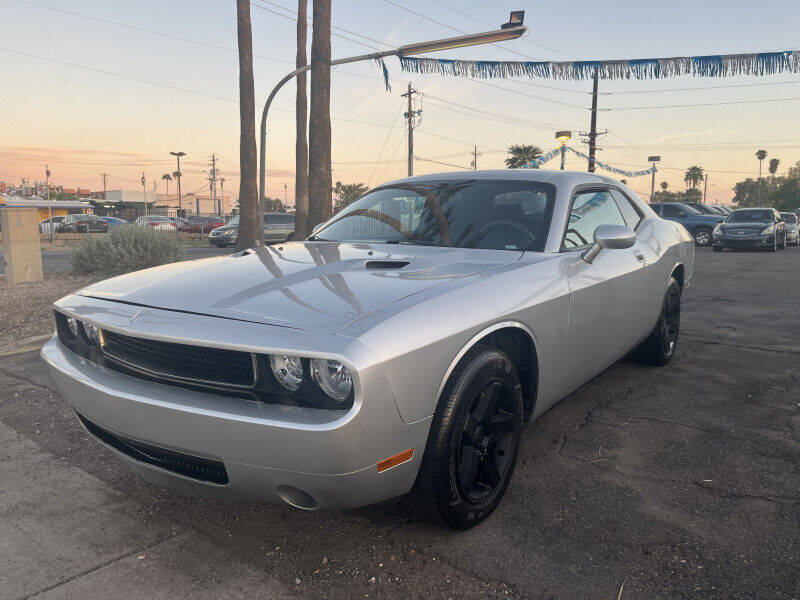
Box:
[436,322,540,420]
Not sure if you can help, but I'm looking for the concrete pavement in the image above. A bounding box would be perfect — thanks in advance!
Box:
[1,246,798,599]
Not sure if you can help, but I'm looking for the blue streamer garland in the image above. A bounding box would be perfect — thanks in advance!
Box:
[398,50,799,81]
[518,146,656,177]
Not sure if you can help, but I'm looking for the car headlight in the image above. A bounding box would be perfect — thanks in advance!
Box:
[82,322,102,346]
[269,354,304,391]
[761,224,775,235]
[66,316,80,338]
[310,358,353,401]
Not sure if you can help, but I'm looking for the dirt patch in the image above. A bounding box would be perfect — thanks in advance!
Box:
[0,271,97,350]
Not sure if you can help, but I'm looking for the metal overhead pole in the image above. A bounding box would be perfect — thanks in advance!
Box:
[209,154,218,216]
[472,146,479,170]
[257,20,529,205]
[648,156,660,201]
[101,172,108,201]
[703,173,708,203]
[219,178,225,215]
[141,172,148,218]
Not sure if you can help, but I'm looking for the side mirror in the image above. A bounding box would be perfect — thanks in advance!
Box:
[582,224,636,263]
[677,211,687,218]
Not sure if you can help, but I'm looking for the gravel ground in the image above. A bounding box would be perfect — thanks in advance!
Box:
[0,246,798,599]
[0,271,96,350]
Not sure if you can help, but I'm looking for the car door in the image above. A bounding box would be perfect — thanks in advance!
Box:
[561,188,650,392]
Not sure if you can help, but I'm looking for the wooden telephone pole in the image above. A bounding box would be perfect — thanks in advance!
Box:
[402,83,421,176]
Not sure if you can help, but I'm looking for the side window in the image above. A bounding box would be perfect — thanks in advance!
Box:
[611,189,643,229]
[563,190,627,249]
[661,204,680,218]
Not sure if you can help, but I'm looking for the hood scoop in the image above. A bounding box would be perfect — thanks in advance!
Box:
[365,260,409,270]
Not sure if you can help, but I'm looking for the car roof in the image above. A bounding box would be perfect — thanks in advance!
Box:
[379,169,624,189]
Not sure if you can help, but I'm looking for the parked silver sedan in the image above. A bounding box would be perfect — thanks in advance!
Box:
[42,170,693,529]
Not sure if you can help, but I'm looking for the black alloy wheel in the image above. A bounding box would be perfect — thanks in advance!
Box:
[456,380,518,503]
[405,347,523,529]
[633,277,681,366]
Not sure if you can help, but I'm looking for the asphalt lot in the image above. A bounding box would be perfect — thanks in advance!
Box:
[1,246,798,599]
[0,245,231,273]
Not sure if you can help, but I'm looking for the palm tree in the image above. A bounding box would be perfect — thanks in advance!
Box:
[660,181,668,191]
[504,144,543,169]
[755,150,767,179]
[333,181,369,212]
[308,0,332,230]
[294,0,309,238]
[236,0,259,249]
[768,158,780,190]
[683,165,704,190]
[161,173,172,197]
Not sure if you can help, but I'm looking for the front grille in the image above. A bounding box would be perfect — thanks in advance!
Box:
[77,413,229,484]
[101,330,255,388]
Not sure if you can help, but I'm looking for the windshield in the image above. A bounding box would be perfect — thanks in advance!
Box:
[726,209,773,223]
[780,213,798,224]
[313,179,556,252]
[227,216,239,226]
[688,203,716,214]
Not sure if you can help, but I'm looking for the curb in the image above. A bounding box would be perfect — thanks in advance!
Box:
[0,334,52,357]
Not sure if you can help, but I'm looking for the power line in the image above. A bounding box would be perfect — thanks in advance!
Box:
[425,0,573,58]
[381,0,546,62]
[609,96,800,111]
[609,79,800,95]
[415,156,471,170]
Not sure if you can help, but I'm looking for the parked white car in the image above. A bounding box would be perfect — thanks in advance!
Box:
[38,216,64,234]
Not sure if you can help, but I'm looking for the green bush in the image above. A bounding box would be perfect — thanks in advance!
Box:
[71,225,184,276]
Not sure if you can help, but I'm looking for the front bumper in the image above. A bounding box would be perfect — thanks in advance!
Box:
[40,300,431,509]
[713,234,774,248]
[209,230,236,245]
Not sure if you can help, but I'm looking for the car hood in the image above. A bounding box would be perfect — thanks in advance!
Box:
[719,221,771,231]
[77,242,522,332]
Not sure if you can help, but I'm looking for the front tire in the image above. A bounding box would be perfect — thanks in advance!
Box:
[404,347,523,529]
[694,227,712,246]
[633,278,681,366]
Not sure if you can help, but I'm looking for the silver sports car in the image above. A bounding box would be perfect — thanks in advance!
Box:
[42,170,694,529]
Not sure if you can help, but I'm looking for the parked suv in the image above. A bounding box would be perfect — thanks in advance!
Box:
[56,213,110,234]
[649,202,724,246]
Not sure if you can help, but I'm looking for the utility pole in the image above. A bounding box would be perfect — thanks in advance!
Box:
[579,70,606,172]
[170,151,185,216]
[401,83,421,176]
[648,156,661,201]
[46,165,53,242]
[471,146,479,170]
[219,178,225,215]
[209,154,219,216]
[101,172,108,202]
[284,182,288,207]
[703,173,708,203]
[141,172,148,218]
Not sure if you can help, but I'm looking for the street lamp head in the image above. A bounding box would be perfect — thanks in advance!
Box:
[555,130,572,145]
[398,24,527,56]
[648,155,661,163]
[170,151,186,158]
[501,11,525,29]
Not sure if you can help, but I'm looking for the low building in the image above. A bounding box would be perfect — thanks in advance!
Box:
[155,193,231,216]
[0,195,92,221]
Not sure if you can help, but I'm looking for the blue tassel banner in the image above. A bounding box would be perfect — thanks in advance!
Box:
[518,146,656,177]
[398,50,799,81]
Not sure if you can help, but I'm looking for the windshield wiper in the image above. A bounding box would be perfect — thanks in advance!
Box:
[382,238,444,247]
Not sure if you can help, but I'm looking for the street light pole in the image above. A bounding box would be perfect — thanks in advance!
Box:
[556,131,571,171]
[258,20,528,204]
[45,164,53,242]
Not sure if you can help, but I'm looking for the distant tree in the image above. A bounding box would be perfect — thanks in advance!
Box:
[505,144,543,169]
[161,173,172,196]
[768,158,780,190]
[755,150,767,180]
[333,181,369,212]
[684,165,704,189]
[262,197,285,212]
[660,181,668,191]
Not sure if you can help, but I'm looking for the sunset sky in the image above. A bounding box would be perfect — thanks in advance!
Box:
[2,0,799,204]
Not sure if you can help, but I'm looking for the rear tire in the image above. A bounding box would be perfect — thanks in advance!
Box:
[633,278,681,366]
[693,227,712,246]
[404,347,523,530]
